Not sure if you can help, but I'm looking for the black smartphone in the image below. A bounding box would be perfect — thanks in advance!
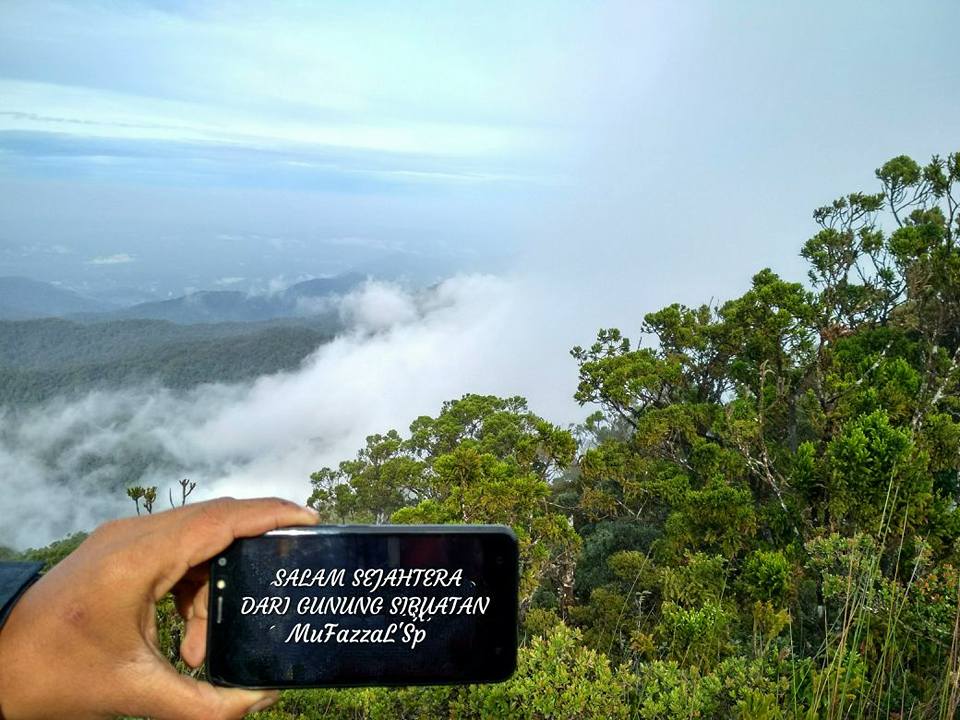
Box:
[206,525,519,688]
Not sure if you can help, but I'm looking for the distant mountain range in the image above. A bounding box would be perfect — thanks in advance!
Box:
[0,272,373,402]
[0,273,365,323]
[0,276,113,319]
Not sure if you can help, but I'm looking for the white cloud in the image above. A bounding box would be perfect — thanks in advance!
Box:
[0,79,538,159]
[0,275,589,550]
[85,253,134,265]
[17,243,72,256]
[337,280,418,332]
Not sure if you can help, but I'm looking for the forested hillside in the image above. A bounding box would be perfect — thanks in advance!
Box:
[0,317,338,403]
[15,151,960,719]
[0,271,357,401]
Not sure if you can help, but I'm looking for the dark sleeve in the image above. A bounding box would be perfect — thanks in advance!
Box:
[0,562,44,630]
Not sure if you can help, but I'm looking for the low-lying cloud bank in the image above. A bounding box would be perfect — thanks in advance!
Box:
[0,275,589,549]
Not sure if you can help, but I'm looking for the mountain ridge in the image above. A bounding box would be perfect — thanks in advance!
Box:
[0,272,366,323]
[0,276,112,319]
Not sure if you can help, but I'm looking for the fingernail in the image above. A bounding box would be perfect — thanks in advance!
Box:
[247,693,279,714]
[305,505,320,518]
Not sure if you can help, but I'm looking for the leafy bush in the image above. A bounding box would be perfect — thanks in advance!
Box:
[262,623,634,720]
[741,549,792,604]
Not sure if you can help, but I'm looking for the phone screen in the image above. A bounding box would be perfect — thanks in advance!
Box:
[206,525,518,688]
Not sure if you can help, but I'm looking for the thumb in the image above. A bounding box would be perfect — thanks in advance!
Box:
[127,660,278,720]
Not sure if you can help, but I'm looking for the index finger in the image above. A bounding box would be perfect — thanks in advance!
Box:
[148,497,318,598]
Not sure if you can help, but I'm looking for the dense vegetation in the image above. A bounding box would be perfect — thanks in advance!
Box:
[0,317,337,403]
[13,151,960,718]
[287,151,960,719]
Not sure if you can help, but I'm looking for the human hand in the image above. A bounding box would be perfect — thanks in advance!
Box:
[0,497,319,720]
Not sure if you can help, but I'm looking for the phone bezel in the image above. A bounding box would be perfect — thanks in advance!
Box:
[206,524,519,689]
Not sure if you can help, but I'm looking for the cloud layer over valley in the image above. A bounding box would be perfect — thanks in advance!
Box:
[0,276,590,549]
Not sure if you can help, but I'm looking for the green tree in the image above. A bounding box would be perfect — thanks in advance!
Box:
[309,394,581,609]
[567,151,960,717]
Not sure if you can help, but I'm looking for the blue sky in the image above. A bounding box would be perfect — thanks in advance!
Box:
[0,1,574,189]
[0,0,958,301]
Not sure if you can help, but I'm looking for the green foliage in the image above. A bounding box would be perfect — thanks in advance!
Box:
[566,150,960,718]
[635,654,797,720]
[308,394,580,607]
[261,623,633,720]
[823,409,929,532]
[657,552,727,608]
[567,584,637,660]
[741,550,792,604]
[661,481,758,559]
[17,532,88,570]
[453,624,634,719]
[522,607,562,639]
[0,545,19,561]
[573,519,660,599]
[658,601,734,668]
[309,430,425,523]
